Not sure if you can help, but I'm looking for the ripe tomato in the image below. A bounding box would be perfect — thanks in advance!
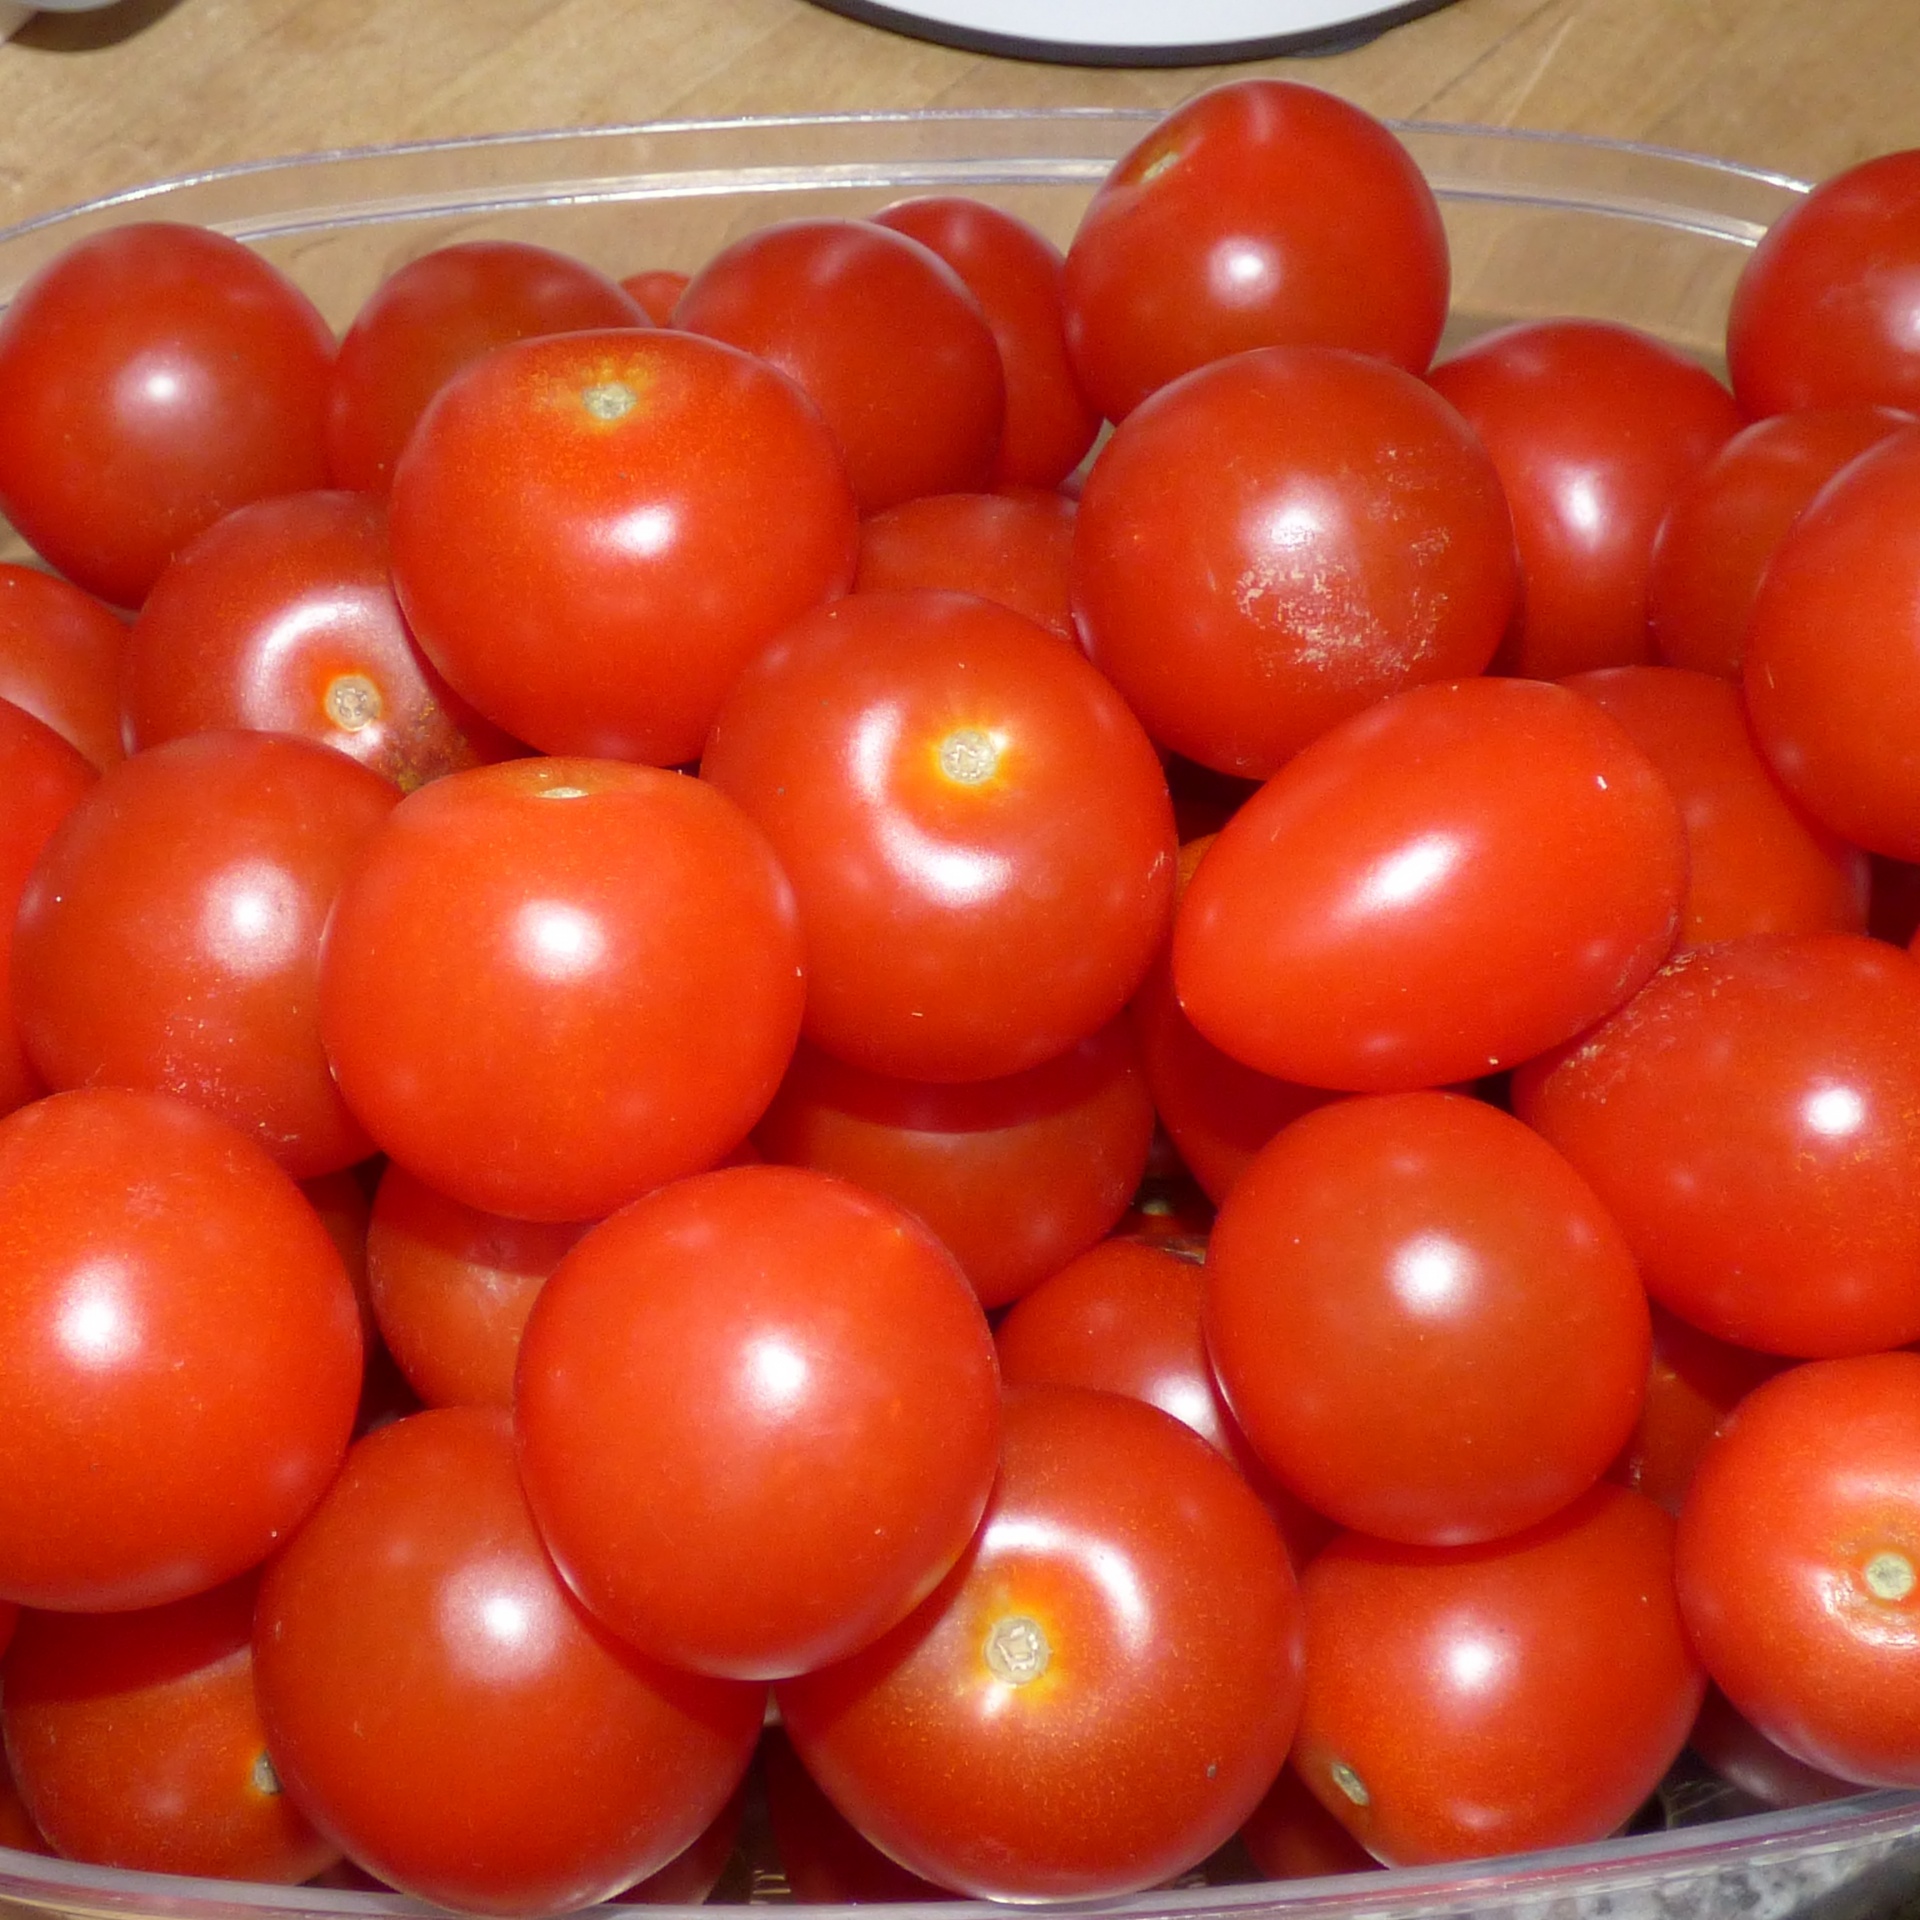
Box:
[388,328,857,764]
[1,1576,339,1882]
[1062,78,1448,421]
[253,1407,764,1914]
[702,590,1175,1084]
[1173,677,1686,1092]
[0,564,126,770]
[515,1164,1001,1680]
[1676,1353,1920,1786]
[1293,1486,1703,1866]
[1239,1767,1378,1882]
[761,1725,954,1901]
[1073,345,1516,779]
[777,1385,1303,1902]
[318,757,805,1222]
[0,223,334,608]
[0,1088,361,1612]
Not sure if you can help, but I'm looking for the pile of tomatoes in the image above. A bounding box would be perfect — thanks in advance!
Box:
[3,72,1920,1917]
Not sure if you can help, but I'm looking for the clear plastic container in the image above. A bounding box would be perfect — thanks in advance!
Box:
[1,107,1915,1920]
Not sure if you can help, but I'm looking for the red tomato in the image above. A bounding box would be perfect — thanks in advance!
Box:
[1,1577,338,1882]
[1073,345,1516,778]
[0,1088,361,1612]
[0,223,333,608]
[1648,406,1911,678]
[1728,150,1920,416]
[1238,1767,1379,1881]
[1207,1091,1650,1546]
[388,328,857,764]
[1062,78,1448,421]
[124,491,519,789]
[873,196,1100,489]
[1173,677,1687,1092]
[1514,934,1920,1357]
[253,1407,764,1914]
[1676,1352,1920,1786]
[777,1385,1304,1902]
[702,591,1175,1084]
[753,1021,1153,1310]
[325,239,647,493]
[1687,1688,1861,1810]
[1744,426,1920,858]
[1293,1486,1703,1865]
[675,218,1004,513]
[515,1164,1001,1680]
[318,757,805,1222]
[618,1775,747,1905]
[0,564,126,769]
[364,1163,588,1409]
[1429,320,1741,678]
[14,731,400,1177]
[1562,665,1869,947]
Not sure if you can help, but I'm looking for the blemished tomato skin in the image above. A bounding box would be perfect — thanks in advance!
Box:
[253,1407,765,1916]
[1294,1485,1704,1866]
[777,1385,1304,1902]
[1062,78,1448,422]
[1173,677,1687,1093]
[515,1164,1001,1681]
[388,327,858,764]
[0,1088,362,1613]
[0,223,334,609]
[1676,1353,1920,1786]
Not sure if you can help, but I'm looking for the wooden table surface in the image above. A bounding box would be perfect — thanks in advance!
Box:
[2,0,1918,240]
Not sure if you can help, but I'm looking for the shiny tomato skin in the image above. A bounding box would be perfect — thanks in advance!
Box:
[873,196,1100,489]
[1515,934,1920,1357]
[0,1088,361,1612]
[702,591,1176,1084]
[325,239,648,494]
[777,1385,1303,1902]
[14,731,399,1178]
[675,219,1003,513]
[1073,345,1516,779]
[318,757,805,1223]
[1,1577,338,1882]
[0,564,126,770]
[0,223,333,609]
[1063,79,1448,422]
[253,1407,764,1914]
[1728,151,1920,417]
[515,1164,1000,1681]
[1676,1352,1920,1785]
[1173,677,1686,1092]
[124,491,518,790]
[1294,1485,1703,1866]
[1429,320,1741,678]
[1207,1091,1651,1546]
[388,327,858,764]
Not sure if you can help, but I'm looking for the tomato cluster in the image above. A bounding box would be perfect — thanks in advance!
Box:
[3,74,1920,1916]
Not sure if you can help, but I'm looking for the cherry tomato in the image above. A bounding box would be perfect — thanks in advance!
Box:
[0,564,125,769]
[1238,1768,1378,1882]
[1062,78,1448,422]
[0,223,333,608]
[14,730,400,1177]
[1,1577,338,1882]
[325,239,647,494]
[1429,320,1741,677]
[1173,677,1686,1092]
[515,1164,1001,1680]
[1676,1352,1920,1786]
[388,328,857,764]
[253,1406,764,1914]
[675,218,1003,512]
[702,591,1175,1084]
[1074,345,1516,779]
[0,1088,361,1612]
[318,757,805,1222]
[123,491,519,790]
[1514,934,1920,1357]
[777,1385,1304,1902]
[1728,151,1920,416]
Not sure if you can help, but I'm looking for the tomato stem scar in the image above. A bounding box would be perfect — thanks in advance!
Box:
[324,673,382,732]
[251,1750,282,1797]
[984,1614,1050,1684]
[1866,1550,1916,1601]
[938,728,999,784]
[582,381,638,420]
[1329,1760,1370,1806]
